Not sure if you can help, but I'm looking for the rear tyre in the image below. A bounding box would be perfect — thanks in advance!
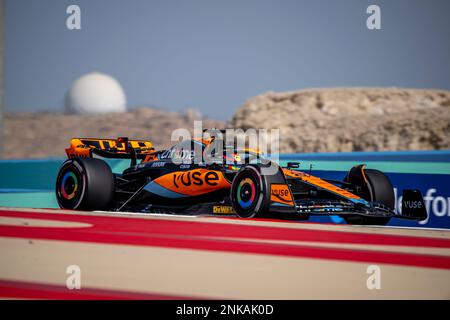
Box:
[344,169,394,226]
[56,158,115,211]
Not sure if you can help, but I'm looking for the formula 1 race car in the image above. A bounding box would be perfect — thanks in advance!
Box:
[55,134,427,225]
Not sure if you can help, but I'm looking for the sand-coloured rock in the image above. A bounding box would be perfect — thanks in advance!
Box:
[4,108,224,159]
[4,88,450,158]
[230,88,450,153]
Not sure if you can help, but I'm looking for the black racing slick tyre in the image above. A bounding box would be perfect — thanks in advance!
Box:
[230,165,271,218]
[56,158,115,211]
[344,169,394,226]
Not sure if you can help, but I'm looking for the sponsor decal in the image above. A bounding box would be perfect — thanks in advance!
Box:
[151,162,165,167]
[404,200,423,209]
[173,171,219,188]
[68,153,89,159]
[395,187,450,225]
[212,206,236,214]
[160,148,195,161]
[270,184,294,206]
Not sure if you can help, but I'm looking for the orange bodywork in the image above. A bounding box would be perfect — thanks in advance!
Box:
[270,184,295,206]
[152,168,231,196]
[65,138,155,159]
[282,168,362,200]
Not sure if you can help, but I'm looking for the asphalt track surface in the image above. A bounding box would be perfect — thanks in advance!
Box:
[0,207,449,299]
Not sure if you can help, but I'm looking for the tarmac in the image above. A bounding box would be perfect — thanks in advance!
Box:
[1,207,449,299]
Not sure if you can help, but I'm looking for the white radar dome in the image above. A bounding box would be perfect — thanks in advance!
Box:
[65,72,127,114]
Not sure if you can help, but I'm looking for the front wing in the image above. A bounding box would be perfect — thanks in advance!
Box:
[270,190,427,221]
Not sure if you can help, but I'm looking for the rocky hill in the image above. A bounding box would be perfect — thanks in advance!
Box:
[3,88,450,158]
[4,108,224,159]
[230,88,450,153]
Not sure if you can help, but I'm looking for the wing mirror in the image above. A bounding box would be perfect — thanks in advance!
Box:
[287,162,300,169]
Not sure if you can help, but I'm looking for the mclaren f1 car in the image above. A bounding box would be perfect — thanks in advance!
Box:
[55,134,427,225]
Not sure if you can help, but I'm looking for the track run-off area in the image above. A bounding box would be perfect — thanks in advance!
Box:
[0,207,450,299]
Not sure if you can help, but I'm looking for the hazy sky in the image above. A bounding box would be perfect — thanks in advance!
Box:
[5,0,450,119]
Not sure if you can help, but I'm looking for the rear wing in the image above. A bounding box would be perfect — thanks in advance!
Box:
[65,137,155,162]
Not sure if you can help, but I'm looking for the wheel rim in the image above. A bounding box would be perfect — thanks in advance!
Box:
[57,165,84,209]
[236,177,256,209]
[60,171,79,200]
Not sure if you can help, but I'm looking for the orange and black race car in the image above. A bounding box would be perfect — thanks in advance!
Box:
[55,133,427,225]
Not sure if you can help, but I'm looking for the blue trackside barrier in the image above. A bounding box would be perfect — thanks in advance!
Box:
[300,170,450,229]
[278,150,450,228]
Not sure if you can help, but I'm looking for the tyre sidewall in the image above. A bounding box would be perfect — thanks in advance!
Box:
[344,168,393,225]
[55,159,87,210]
[56,158,114,211]
[364,169,395,209]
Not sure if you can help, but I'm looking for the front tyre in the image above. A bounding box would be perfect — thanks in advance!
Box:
[56,158,115,211]
[344,168,394,226]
